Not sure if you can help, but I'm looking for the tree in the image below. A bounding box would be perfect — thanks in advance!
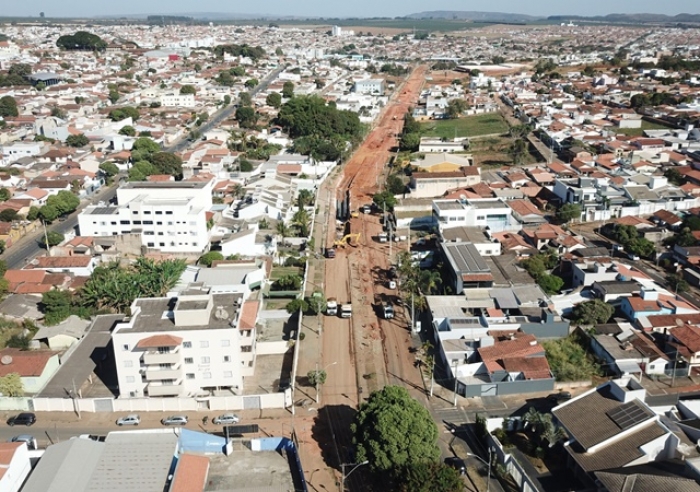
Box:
[0,373,23,397]
[272,274,302,291]
[239,159,253,172]
[118,125,136,136]
[40,231,64,249]
[571,299,614,325]
[386,175,406,195]
[266,92,282,108]
[555,203,582,223]
[446,99,468,119]
[38,204,59,223]
[0,96,19,118]
[667,273,689,294]
[307,369,327,386]
[373,191,397,211]
[0,188,10,202]
[199,251,224,267]
[0,209,18,223]
[235,106,258,129]
[150,152,183,178]
[292,207,311,237]
[352,385,440,472]
[537,274,564,295]
[244,78,258,88]
[282,81,294,98]
[180,84,196,95]
[285,298,308,314]
[41,289,73,325]
[56,31,107,51]
[46,190,80,216]
[509,138,528,165]
[239,91,252,107]
[297,189,315,207]
[396,462,464,492]
[108,91,120,104]
[128,161,158,181]
[222,95,231,106]
[399,133,420,152]
[109,106,140,122]
[66,134,89,147]
[99,161,119,178]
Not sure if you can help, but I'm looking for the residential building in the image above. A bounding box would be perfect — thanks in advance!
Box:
[0,348,60,394]
[433,198,521,233]
[159,92,196,108]
[440,227,502,257]
[589,327,669,377]
[353,79,384,95]
[0,442,31,492]
[411,153,474,172]
[78,181,213,254]
[112,289,259,398]
[410,167,481,198]
[553,378,678,487]
[440,242,493,293]
[418,138,468,153]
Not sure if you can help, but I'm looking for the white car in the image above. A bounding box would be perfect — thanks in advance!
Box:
[388,280,397,289]
[116,414,140,426]
[213,414,240,425]
[161,415,188,426]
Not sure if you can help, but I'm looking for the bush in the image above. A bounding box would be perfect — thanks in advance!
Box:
[543,334,600,381]
[199,251,224,267]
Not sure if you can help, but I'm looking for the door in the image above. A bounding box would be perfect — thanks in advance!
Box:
[243,396,261,409]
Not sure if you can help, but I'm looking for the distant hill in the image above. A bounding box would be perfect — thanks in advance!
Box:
[548,13,700,24]
[405,11,540,22]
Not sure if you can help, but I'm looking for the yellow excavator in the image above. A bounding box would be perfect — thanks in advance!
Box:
[334,233,362,248]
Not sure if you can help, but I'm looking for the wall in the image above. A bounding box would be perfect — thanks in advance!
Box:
[463,378,555,397]
[0,398,32,412]
[487,433,542,492]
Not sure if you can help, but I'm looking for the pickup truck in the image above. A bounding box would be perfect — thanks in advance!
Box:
[326,298,338,316]
[340,303,352,318]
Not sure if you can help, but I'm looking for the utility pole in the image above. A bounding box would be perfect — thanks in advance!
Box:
[453,359,459,407]
[43,220,51,257]
[429,356,435,398]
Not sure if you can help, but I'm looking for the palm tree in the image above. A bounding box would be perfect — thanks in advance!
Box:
[231,183,244,200]
[297,189,314,207]
[275,221,290,239]
[418,270,442,295]
[292,208,311,237]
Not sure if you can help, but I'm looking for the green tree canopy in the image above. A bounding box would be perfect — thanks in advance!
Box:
[150,152,183,178]
[235,106,258,129]
[386,174,406,195]
[282,81,294,98]
[0,209,18,222]
[373,191,397,211]
[396,462,464,492]
[0,96,19,118]
[66,134,89,147]
[56,31,106,51]
[179,84,196,95]
[199,251,224,267]
[399,132,420,152]
[213,44,265,60]
[277,95,362,141]
[46,190,80,216]
[537,274,564,295]
[40,231,65,249]
[118,125,136,136]
[128,161,158,181]
[352,385,440,472]
[244,78,258,88]
[99,161,119,177]
[266,92,282,108]
[0,188,10,202]
[572,299,614,325]
[555,203,582,223]
[109,106,140,122]
[38,204,59,223]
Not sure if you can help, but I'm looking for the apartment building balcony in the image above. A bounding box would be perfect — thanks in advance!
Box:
[147,381,184,397]
[144,366,183,381]
[142,349,182,365]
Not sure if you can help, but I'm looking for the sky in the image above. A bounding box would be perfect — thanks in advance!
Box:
[3,0,699,18]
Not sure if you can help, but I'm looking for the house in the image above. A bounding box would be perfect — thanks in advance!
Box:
[667,324,700,374]
[653,209,683,230]
[591,281,642,303]
[440,227,502,257]
[432,199,521,233]
[411,153,474,173]
[552,378,678,487]
[507,199,546,225]
[193,260,268,295]
[440,243,493,293]
[112,289,259,398]
[418,138,468,153]
[0,442,31,492]
[31,255,96,277]
[353,79,384,95]
[0,348,60,394]
[590,328,669,377]
[620,289,697,321]
[219,227,274,258]
[409,167,481,198]
[32,315,90,349]
[491,232,538,256]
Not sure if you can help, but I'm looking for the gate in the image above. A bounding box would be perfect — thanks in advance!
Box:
[94,398,114,412]
[243,396,261,409]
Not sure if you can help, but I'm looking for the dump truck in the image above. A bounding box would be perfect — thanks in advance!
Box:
[340,303,352,318]
[326,298,338,316]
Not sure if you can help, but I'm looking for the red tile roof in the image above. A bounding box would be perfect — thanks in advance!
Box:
[135,335,183,349]
[0,349,57,377]
[478,334,543,361]
[171,454,210,492]
[239,300,260,330]
[33,256,91,268]
[671,325,700,353]
[502,357,552,380]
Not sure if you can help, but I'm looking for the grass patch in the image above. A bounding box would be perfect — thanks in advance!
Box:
[605,120,675,138]
[421,113,509,139]
[0,319,28,349]
[468,136,539,168]
[264,298,295,310]
[543,333,600,382]
[270,266,303,281]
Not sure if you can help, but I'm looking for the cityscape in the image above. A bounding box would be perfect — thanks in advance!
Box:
[2,4,700,492]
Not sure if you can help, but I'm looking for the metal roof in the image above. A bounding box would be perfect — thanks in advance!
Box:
[442,243,489,274]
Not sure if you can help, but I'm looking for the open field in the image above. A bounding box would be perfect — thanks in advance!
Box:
[421,113,510,139]
[469,136,540,168]
[605,120,675,137]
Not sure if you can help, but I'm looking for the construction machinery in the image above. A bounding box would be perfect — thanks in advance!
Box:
[334,233,361,248]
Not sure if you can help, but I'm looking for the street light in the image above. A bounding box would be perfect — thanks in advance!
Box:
[315,361,337,404]
[466,448,493,492]
[340,460,369,491]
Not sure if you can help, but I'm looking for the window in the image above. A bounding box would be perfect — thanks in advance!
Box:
[184,357,194,364]
[122,344,130,351]
[126,376,135,383]
[143,220,153,225]
[166,211,173,215]
[203,372,212,379]
[132,211,138,215]
[147,242,154,247]
[110,221,117,225]
[156,211,163,215]
[200,341,209,348]
[157,221,162,225]
[167,221,174,226]
[133,220,142,225]
[476,215,485,221]
[144,210,151,215]
[124,360,133,368]
[221,340,230,347]
[224,371,233,378]
[183,341,192,348]
[223,355,231,362]
[129,391,137,397]
[159,242,165,247]
[157,347,169,354]
[193,242,198,247]
[186,373,195,380]
[241,346,252,353]
[145,231,154,235]
[248,361,254,367]
[201,356,210,364]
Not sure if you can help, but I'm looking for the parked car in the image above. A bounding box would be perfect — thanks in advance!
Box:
[116,414,141,426]
[9,434,37,449]
[7,413,36,427]
[212,414,240,425]
[388,280,397,289]
[627,253,640,261]
[547,391,572,403]
[161,415,188,426]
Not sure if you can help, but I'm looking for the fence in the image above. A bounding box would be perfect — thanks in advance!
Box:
[252,437,308,492]
[27,390,290,414]
[487,433,543,492]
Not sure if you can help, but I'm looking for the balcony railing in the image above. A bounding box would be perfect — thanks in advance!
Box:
[147,382,184,397]
[143,350,182,365]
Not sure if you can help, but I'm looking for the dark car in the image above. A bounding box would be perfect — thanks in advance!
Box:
[547,391,572,403]
[444,457,466,475]
[7,413,36,426]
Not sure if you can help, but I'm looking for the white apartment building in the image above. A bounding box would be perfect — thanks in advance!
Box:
[432,198,522,233]
[159,92,196,108]
[353,79,384,95]
[1,141,46,160]
[112,291,260,398]
[78,181,213,254]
